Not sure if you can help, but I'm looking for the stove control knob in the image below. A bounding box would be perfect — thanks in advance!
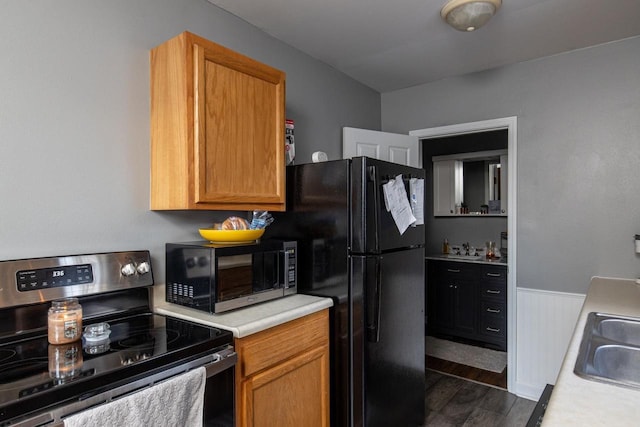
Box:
[121,263,136,277]
[136,261,151,275]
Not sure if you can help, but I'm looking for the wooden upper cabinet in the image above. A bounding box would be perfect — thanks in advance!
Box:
[150,31,286,211]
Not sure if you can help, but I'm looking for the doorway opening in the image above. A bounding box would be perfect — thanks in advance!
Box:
[410,117,517,392]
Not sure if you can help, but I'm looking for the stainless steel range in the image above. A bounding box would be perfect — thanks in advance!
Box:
[0,251,235,427]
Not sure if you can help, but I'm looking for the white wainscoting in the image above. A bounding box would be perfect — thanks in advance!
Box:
[514,287,585,400]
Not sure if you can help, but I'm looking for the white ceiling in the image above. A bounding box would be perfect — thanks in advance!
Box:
[207,0,640,92]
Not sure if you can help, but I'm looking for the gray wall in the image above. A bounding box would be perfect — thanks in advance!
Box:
[382,36,640,293]
[0,0,380,280]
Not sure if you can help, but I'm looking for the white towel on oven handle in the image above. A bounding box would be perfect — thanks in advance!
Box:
[63,366,207,427]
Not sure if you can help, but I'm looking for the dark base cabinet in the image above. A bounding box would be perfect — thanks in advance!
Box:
[428,260,477,339]
[478,264,507,349]
[427,259,507,351]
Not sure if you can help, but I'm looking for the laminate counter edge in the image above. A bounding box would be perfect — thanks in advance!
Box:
[426,255,507,266]
[152,283,333,338]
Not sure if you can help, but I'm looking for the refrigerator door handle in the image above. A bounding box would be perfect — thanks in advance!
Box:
[366,257,382,343]
[367,165,381,252]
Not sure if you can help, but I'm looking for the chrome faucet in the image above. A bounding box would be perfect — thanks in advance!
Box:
[462,242,470,256]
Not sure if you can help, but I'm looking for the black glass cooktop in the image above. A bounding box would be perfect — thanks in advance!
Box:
[0,313,232,425]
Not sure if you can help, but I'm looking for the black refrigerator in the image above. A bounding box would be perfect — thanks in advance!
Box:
[266,157,425,427]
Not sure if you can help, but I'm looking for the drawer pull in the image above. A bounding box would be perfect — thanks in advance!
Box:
[486,272,502,278]
[486,308,501,314]
[486,289,501,295]
[486,327,501,333]
[447,269,461,273]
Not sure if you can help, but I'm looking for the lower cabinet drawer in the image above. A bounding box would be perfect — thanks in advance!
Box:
[479,282,506,300]
[479,316,506,339]
[480,301,506,319]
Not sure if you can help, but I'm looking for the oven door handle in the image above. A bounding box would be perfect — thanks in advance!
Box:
[205,347,237,377]
[12,345,237,427]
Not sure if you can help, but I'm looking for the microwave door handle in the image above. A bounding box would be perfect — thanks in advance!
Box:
[281,248,288,288]
[366,257,382,343]
[368,165,380,252]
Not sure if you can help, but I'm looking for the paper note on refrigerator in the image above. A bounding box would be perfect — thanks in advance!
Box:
[410,178,424,226]
[382,175,416,234]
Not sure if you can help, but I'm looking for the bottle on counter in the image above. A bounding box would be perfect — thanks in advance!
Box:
[486,241,497,259]
[48,298,83,344]
[442,239,450,254]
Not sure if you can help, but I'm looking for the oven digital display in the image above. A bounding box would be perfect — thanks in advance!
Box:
[16,264,93,291]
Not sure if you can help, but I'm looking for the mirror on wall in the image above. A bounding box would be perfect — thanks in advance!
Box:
[433,150,507,216]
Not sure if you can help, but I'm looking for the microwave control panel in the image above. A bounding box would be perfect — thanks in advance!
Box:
[283,241,297,294]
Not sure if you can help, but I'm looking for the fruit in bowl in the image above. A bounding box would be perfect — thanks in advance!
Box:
[220,216,250,230]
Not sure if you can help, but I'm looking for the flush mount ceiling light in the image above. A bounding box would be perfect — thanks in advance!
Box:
[441,0,502,32]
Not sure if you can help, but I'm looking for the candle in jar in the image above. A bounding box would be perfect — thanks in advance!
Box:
[48,298,83,344]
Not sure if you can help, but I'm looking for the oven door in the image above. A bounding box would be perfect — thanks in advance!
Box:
[11,346,237,427]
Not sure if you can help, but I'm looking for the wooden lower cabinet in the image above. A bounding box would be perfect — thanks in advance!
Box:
[235,309,330,427]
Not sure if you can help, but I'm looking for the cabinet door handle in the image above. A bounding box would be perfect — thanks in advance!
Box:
[486,327,501,333]
[447,269,461,273]
[486,273,502,278]
[486,289,501,295]
[486,308,501,313]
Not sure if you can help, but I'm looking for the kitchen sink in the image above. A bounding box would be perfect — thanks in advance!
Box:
[597,317,640,346]
[575,312,640,389]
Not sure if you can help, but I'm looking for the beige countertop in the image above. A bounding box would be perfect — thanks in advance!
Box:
[542,276,640,426]
[152,284,333,338]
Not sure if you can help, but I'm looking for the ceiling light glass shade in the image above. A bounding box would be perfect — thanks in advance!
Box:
[441,0,502,32]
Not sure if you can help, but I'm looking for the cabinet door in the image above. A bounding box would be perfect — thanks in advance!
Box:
[235,310,330,427]
[240,345,329,427]
[454,280,477,335]
[431,279,455,331]
[427,260,479,339]
[194,42,285,208]
[433,160,463,216]
[150,31,286,211]
[499,154,508,215]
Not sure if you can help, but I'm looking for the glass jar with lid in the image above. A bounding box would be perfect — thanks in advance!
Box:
[48,298,83,344]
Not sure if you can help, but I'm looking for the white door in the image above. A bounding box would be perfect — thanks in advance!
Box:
[342,127,420,167]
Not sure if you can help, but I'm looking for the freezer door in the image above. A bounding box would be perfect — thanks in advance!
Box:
[351,157,425,254]
[354,248,425,427]
[266,160,351,296]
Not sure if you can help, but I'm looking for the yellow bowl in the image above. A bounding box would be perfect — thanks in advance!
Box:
[198,228,265,243]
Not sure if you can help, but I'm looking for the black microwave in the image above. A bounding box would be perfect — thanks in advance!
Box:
[165,240,297,313]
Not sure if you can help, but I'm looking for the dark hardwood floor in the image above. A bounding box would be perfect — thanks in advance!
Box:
[424,369,535,426]
[426,355,507,389]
